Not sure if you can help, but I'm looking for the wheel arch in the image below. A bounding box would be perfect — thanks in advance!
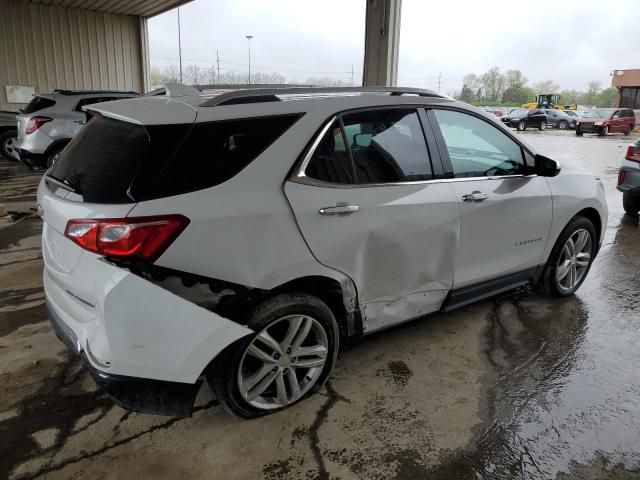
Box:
[575,207,602,246]
[270,275,363,342]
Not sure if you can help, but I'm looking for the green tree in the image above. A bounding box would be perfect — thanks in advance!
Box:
[480,67,505,102]
[532,80,560,94]
[583,81,602,106]
[596,88,618,108]
[459,84,476,103]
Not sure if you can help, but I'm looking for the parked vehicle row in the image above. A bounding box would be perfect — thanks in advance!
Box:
[500,108,577,131]
[40,86,607,418]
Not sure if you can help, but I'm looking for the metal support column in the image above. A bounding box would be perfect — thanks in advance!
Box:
[362,0,402,87]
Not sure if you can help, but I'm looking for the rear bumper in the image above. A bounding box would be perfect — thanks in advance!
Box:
[16,148,45,168]
[617,167,640,194]
[47,299,201,417]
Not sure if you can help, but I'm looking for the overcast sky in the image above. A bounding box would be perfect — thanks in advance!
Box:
[148,0,636,93]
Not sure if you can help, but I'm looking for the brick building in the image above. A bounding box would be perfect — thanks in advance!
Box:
[612,69,640,109]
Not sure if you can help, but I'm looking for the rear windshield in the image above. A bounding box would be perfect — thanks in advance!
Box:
[22,96,56,114]
[47,114,301,204]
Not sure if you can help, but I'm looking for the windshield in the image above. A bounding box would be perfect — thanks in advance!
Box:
[583,110,610,118]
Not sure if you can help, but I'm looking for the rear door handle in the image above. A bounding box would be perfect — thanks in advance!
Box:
[462,191,488,202]
[319,205,360,215]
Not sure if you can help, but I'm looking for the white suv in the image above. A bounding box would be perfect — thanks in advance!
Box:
[39,87,607,418]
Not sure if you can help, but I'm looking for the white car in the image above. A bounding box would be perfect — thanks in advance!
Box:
[39,86,607,418]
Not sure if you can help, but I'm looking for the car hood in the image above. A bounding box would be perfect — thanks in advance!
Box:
[577,117,606,124]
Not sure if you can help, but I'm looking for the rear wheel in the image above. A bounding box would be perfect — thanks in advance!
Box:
[539,122,546,131]
[517,120,526,131]
[598,126,609,136]
[210,293,338,418]
[0,130,18,161]
[558,120,568,130]
[624,126,632,136]
[540,216,597,297]
[623,193,640,214]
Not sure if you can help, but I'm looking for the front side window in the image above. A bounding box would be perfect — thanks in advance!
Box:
[433,109,526,178]
[342,109,433,184]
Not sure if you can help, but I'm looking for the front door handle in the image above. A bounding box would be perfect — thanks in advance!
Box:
[462,191,488,202]
[319,205,360,215]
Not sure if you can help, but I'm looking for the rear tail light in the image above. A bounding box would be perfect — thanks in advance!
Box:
[64,215,189,261]
[25,116,53,135]
[625,145,640,163]
[618,169,626,185]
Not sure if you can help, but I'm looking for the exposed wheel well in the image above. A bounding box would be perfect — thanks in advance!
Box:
[0,126,17,135]
[272,276,361,340]
[576,207,602,244]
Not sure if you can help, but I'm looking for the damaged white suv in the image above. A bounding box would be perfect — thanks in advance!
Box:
[40,87,607,418]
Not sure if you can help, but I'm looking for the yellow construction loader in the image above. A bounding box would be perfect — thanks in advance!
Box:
[522,94,577,110]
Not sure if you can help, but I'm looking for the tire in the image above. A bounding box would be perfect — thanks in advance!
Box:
[517,120,526,131]
[576,128,583,136]
[0,130,18,161]
[624,126,632,136]
[558,120,568,130]
[210,292,339,418]
[623,193,640,215]
[598,126,609,137]
[539,216,597,297]
[538,122,546,131]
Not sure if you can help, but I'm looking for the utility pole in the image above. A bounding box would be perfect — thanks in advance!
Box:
[245,35,253,85]
[177,7,183,83]
[438,72,442,93]
[351,65,354,86]
[216,50,220,78]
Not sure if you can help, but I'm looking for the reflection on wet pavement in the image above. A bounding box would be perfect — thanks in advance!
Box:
[1,131,640,479]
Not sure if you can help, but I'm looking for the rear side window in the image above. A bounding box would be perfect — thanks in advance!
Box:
[47,117,153,203]
[22,96,55,114]
[144,114,301,199]
[305,120,355,184]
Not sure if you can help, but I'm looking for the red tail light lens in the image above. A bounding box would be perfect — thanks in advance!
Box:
[25,116,53,135]
[64,215,189,261]
[625,145,640,163]
[618,169,626,185]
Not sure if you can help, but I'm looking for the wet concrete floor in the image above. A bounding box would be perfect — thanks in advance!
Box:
[1,130,639,479]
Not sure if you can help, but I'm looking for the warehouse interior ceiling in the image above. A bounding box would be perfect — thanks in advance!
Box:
[18,0,193,17]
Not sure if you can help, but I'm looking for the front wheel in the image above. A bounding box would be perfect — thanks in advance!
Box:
[539,122,546,131]
[539,216,597,297]
[517,120,526,131]
[576,128,583,136]
[598,125,609,136]
[623,193,640,214]
[558,120,568,130]
[210,293,338,418]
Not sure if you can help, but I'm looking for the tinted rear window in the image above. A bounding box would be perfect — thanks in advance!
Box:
[143,114,302,200]
[47,114,301,204]
[23,96,55,114]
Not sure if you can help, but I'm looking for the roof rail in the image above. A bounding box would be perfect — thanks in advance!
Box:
[53,89,140,96]
[200,86,443,107]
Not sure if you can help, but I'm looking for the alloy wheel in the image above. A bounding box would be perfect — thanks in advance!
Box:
[237,314,329,410]
[556,228,592,291]
[4,136,18,160]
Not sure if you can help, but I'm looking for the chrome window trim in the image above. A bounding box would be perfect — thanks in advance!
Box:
[290,172,537,189]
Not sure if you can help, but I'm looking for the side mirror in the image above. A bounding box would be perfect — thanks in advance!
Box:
[534,154,561,177]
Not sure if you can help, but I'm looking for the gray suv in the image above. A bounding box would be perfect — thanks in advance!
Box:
[15,90,138,168]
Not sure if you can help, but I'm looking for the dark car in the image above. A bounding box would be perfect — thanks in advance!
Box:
[576,108,636,136]
[0,110,18,160]
[501,109,547,131]
[617,138,640,214]
[545,110,577,130]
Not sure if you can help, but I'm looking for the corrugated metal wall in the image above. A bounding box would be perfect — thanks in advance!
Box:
[0,0,145,110]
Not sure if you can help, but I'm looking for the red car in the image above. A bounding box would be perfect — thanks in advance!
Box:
[576,108,636,136]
